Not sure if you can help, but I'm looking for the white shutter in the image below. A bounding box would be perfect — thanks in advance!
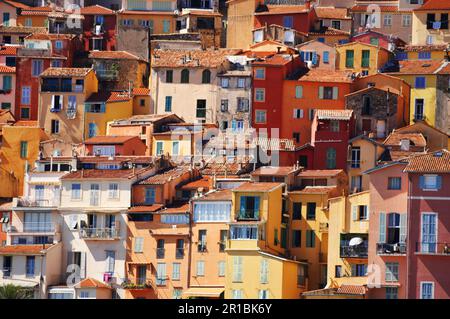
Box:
[80,252,86,278]
[352,206,358,221]
[332,87,339,100]
[319,86,324,99]
[51,95,56,109]
[400,214,406,243]
[379,213,386,243]
[365,205,369,220]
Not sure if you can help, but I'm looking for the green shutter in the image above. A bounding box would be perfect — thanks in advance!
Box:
[346,50,354,68]
[362,50,370,68]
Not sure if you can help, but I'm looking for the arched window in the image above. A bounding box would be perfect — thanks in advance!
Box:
[202,69,211,84]
[326,148,336,169]
[181,69,189,83]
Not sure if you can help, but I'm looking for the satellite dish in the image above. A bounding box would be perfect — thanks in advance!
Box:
[349,237,364,246]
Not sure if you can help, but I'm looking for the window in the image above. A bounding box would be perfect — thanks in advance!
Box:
[361,50,370,68]
[387,213,400,244]
[232,289,243,299]
[420,282,434,299]
[295,85,303,98]
[156,263,166,285]
[1,103,11,110]
[402,14,411,27]
[420,175,441,190]
[237,77,245,88]
[180,69,189,83]
[326,148,336,169]
[329,120,340,132]
[230,225,258,240]
[218,261,225,277]
[219,230,227,252]
[145,187,155,204]
[441,13,449,29]
[283,16,293,28]
[161,214,189,224]
[26,256,35,277]
[220,99,228,112]
[383,14,392,26]
[21,87,31,104]
[426,13,436,29]
[90,184,100,206]
[319,86,338,100]
[323,51,330,63]
[414,99,424,120]
[157,239,165,258]
[139,99,145,107]
[345,50,354,68]
[202,69,211,84]
[71,183,81,199]
[108,183,119,199]
[331,20,341,29]
[260,259,268,284]
[134,237,144,253]
[306,202,316,220]
[239,196,260,219]
[415,76,426,89]
[293,132,300,143]
[164,96,172,112]
[255,88,265,102]
[335,265,342,278]
[233,256,243,282]
[20,141,28,158]
[293,109,303,119]
[79,291,91,299]
[51,119,60,134]
[421,213,437,253]
[172,263,180,280]
[155,141,164,156]
[55,41,63,50]
[292,230,301,247]
[196,99,206,118]
[385,262,399,282]
[351,176,362,193]
[351,147,361,168]
[3,13,10,26]
[88,123,97,138]
[193,202,231,222]
[388,177,401,190]
[165,70,173,83]
[2,75,12,91]
[351,264,367,277]
[255,110,266,123]
[386,287,398,299]
[370,37,379,46]
[357,205,368,220]
[293,202,303,220]
[418,51,431,60]
[306,230,315,248]
[32,60,43,77]
[105,250,115,273]
[220,77,229,88]
[162,20,170,33]
[198,229,207,252]
[172,141,179,156]
[254,68,265,79]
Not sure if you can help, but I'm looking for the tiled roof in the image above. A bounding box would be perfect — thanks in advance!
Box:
[201,158,252,176]
[138,167,191,185]
[255,5,309,15]
[25,33,75,40]
[404,150,450,173]
[0,45,18,55]
[75,278,111,289]
[0,26,47,34]
[314,7,351,20]
[110,113,182,126]
[20,6,53,16]
[415,0,450,11]
[0,65,15,73]
[80,5,115,15]
[437,62,450,74]
[128,204,164,213]
[384,132,427,148]
[402,44,449,52]
[308,27,350,36]
[120,10,177,16]
[159,202,190,214]
[256,137,296,151]
[251,53,297,66]
[3,0,29,9]
[85,91,131,103]
[0,244,53,255]
[40,67,92,77]
[297,169,343,178]
[179,177,212,190]
[84,135,137,145]
[298,68,354,83]
[152,49,242,68]
[252,166,299,176]
[61,168,148,180]
[317,109,353,120]
[132,88,150,96]
[89,50,142,60]
[336,284,367,295]
[292,186,337,194]
[233,182,283,192]
[392,60,447,74]
[13,120,38,127]
[351,5,404,13]
[387,150,425,161]
[193,189,232,201]
[182,10,222,17]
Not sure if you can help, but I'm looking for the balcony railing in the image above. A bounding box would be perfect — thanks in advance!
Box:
[197,244,207,252]
[156,248,165,259]
[121,278,152,289]
[17,198,58,207]
[377,243,406,255]
[176,248,184,259]
[340,245,368,258]
[349,160,361,168]
[237,210,259,220]
[2,268,11,278]
[23,222,54,233]
[415,242,450,255]
[80,227,119,240]
[319,223,329,233]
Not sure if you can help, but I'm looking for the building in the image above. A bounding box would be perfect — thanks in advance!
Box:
[0,0,29,27]
[411,0,450,46]
[132,87,151,115]
[312,6,352,34]
[296,40,336,70]
[0,64,15,112]
[80,5,117,52]
[177,9,223,49]
[393,121,450,151]
[83,135,147,156]
[38,68,98,144]
[350,30,406,52]
[252,24,308,47]
[226,0,260,49]
[0,26,47,45]
[396,44,450,62]
[0,44,18,67]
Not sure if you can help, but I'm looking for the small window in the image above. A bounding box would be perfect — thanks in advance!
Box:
[329,120,339,132]
[20,141,28,158]
[306,202,316,220]
[293,202,302,220]
[255,88,265,102]
[51,119,60,134]
[165,70,173,83]
[254,68,265,79]
[180,69,189,83]
[220,77,229,88]
[164,96,172,112]
[415,76,426,89]
[388,177,401,190]
[201,69,211,84]
[255,110,266,123]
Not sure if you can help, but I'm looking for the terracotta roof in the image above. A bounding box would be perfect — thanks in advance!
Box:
[85,91,131,103]
[256,137,296,151]
[193,189,232,201]
[437,62,450,75]
[151,49,242,68]
[415,0,450,11]
[0,26,47,34]
[0,65,15,73]
[132,88,150,96]
[40,67,92,77]
[75,278,111,289]
[314,7,351,20]
[20,6,53,16]
[180,177,212,190]
[61,168,148,180]
[392,60,448,75]
[293,186,337,194]
[298,68,354,83]
[404,150,450,173]
[233,182,283,192]
[297,169,343,178]
[402,44,449,52]
[0,45,18,55]
[128,204,164,213]
[351,5,404,13]
[387,150,425,161]
[308,27,350,36]
[317,109,353,120]
[80,5,115,15]
[89,50,142,60]
[84,135,137,145]
[109,114,183,126]
[255,5,309,15]
[25,33,75,40]
[160,202,190,214]
[120,10,177,16]
[251,166,299,176]
[384,132,427,148]
[3,0,29,9]
[138,167,191,185]
[336,284,367,295]
[0,244,53,255]
[251,53,298,66]
[13,120,38,126]
[201,159,252,176]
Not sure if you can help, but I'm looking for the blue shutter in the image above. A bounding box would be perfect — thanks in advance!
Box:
[100,103,106,113]
[254,197,260,218]
[323,51,329,63]
[312,52,318,65]
[240,197,246,215]
[379,213,386,243]
[436,175,442,189]
[300,51,305,62]
[419,175,425,189]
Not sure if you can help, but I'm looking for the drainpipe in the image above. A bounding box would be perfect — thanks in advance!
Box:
[406,174,411,299]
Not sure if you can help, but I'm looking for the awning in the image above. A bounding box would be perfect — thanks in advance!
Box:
[182,287,224,299]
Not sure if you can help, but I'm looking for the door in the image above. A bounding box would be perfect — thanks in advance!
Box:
[90,184,100,206]
[2,256,12,278]
[35,185,45,203]
[415,99,424,120]
[421,213,437,253]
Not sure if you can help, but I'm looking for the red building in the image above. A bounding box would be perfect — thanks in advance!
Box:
[84,135,147,156]
[310,109,355,170]
[404,150,450,299]
[80,5,117,52]
[254,3,314,34]
[350,30,406,52]
[14,34,79,120]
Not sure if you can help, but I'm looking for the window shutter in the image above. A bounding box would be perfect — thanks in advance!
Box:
[379,213,386,243]
[360,14,366,26]
[312,52,318,65]
[300,51,305,61]
[419,175,425,189]
[332,87,339,100]
[80,252,86,278]
[300,109,304,118]
[296,85,303,98]
[436,176,442,189]
[51,95,56,109]
[400,214,407,243]
[365,205,369,220]
[351,264,356,276]
[59,95,63,109]
[100,103,106,113]
[352,206,358,221]
[293,109,297,118]
[323,51,329,63]
[254,197,260,218]
[319,86,324,99]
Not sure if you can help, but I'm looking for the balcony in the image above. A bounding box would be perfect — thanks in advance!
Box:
[415,242,450,256]
[377,243,406,255]
[95,69,119,81]
[340,245,368,258]
[237,210,259,221]
[197,244,207,252]
[16,198,58,208]
[156,248,165,259]
[22,222,54,233]
[79,227,119,240]
[349,160,361,169]
[2,268,11,278]
[121,278,152,290]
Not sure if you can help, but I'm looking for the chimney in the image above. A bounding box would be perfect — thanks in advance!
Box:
[277,46,281,54]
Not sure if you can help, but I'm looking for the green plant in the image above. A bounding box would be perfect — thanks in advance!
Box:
[0,284,33,299]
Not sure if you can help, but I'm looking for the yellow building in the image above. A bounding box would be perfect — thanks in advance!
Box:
[402,44,448,61]
[225,182,308,299]
[84,91,134,138]
[0,123,48,197]
[335,42,392,76]
[226,0,260,49]
[118,9,177,35]
[411,0,450,46]
[327,191,370,288]
[132,88,152,115]
[38,68,98,144]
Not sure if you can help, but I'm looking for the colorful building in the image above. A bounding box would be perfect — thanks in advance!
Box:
[80,5,117,52]
[83,135,147,156]
[0,64,15,112]
[296,40,336,70]
[411,0,450,46]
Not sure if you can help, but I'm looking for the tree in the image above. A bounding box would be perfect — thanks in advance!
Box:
[0,284,33,299]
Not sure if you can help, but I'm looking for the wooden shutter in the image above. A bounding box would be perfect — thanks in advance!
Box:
[379,213,386,243]
[400,214,407,243]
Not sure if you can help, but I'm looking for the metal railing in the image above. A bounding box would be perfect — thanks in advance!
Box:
[377,243,406,255]
[2,268,11,278]
[23,222,54,233]
[416,242,449,255]
[340,245,368,258]
[197,244,207,252]
[80,227,119,239]
[237,210,259,220]
[17,198,58,207]
[121,278,152,289]
[156,248,165,259]
[349,160,361,168]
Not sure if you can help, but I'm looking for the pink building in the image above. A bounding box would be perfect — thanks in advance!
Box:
[83,136,147,156]
[0,65,15,112]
